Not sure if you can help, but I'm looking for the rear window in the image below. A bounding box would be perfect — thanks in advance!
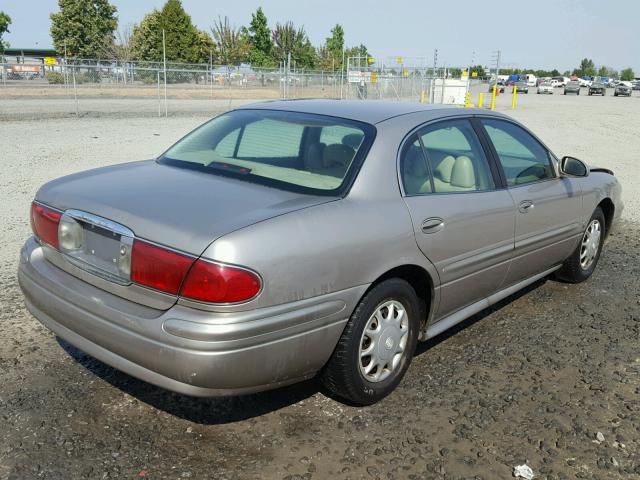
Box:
[159,109,374,196]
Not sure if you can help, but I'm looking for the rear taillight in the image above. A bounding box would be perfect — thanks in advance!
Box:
[130,240,260,303]
[31,202,62,248]
[131,240,194,294]
[180,259,261,303]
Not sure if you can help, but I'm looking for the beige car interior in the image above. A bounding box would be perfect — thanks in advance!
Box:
[403,144,487,195]
[304,133,363,179]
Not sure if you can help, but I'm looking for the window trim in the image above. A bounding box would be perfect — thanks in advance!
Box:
[475,116,559,188]
[397,115,502,197]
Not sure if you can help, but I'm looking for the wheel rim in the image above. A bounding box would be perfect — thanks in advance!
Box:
[358,300,409,383]
[580,219,602,270]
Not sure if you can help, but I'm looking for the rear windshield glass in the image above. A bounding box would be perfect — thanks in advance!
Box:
[159,109,374,196]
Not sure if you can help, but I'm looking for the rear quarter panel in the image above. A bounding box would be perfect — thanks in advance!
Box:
[199,117,444,314]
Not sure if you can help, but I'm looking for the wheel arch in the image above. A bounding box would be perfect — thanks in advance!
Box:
[597,198,615,237]
[361,264,436,332]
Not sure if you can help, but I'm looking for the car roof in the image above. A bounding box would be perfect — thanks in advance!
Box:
[236,99,461,125]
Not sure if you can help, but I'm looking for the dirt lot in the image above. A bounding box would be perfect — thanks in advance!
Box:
[1,90,639,479]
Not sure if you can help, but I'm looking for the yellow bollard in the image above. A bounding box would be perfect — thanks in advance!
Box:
[511,85,517,109]
[420,90,426,103]
[491,84,497,111]
[478,92,484,108]
[465,91,471,108]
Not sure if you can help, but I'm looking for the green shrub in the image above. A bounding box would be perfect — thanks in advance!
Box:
[46,72,65,84]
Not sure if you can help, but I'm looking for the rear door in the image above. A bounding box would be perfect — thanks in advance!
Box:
[478,117,582,285]
[400,118,515,320]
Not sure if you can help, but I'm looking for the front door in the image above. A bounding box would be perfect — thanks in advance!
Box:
[479,118,583,285]
[400,118,515,320]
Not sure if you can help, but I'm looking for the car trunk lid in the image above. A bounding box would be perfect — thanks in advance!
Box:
[35,160,336,309]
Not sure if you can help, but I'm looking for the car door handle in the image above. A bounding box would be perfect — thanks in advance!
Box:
[421,217,445,234]
[518,201,534,213]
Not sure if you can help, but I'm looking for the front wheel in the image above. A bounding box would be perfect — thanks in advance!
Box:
[321,278,421,405]
[555,207,605,283]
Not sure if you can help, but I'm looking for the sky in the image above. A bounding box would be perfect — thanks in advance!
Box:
[2,0,638,72]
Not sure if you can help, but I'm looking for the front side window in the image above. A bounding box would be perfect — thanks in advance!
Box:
[418,119,495,193]
[482,119,555,186]
[160,109,374,195]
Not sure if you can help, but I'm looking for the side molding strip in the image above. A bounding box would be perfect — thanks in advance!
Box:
[424,265,561,340]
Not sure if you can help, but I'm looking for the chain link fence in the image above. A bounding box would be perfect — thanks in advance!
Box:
[0,56,482,118]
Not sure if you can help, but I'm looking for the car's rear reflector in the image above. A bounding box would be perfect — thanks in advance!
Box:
[31,202,62,249]
[180,259,261,303]
[131,240,194,295]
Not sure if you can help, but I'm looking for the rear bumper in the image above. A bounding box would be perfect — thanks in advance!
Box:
[18,237,364,396]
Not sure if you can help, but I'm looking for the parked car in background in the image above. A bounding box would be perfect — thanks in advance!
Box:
[589,81,606,96]
[564,81,581,95]
[488,81,505,93]
[614,83,632,97]
[550,77,564,87]
[18,100,623,405]
[579,77,592,87]
[537,82,554,94]
[632,80,640,91]
[525,74,537,87]
[514,81,529,93]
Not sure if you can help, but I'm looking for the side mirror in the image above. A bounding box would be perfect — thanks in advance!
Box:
[560,156,589,177]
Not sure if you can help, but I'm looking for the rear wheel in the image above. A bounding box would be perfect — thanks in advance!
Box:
[321,278,421,405]
[555,207,605,283]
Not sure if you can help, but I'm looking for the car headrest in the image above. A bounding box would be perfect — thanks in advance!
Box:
[451,156,475,188]
[434,155,455,183]
[323,143,355,167]
[304,142,325,170]
[342,133,364,150]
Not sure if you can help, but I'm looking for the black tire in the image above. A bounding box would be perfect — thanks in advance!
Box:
[321,278,421,405]
[555,207,606,283]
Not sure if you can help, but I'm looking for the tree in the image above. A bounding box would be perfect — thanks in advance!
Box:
[576,58,596,77]
[620,67,635,81]
[100,24,134,81]
[130,9,162,61]
[469,64,486,77]
[247,7,273,67]
[101,24,133,63]
[344,43,369,62]
[195,30,216,65]
[597,66,608,77]
[211,16,250,65]
[50,0,118,57]
[318,24,344,71]
[0,11,11,52]
[272,21,316,69]
[130,0,207,63]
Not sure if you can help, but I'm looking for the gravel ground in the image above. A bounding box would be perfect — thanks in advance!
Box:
[1,92,639,479]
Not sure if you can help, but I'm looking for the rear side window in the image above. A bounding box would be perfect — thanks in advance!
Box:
[481,119,555,186]
[400,136,432,195]
[418,119,495,193]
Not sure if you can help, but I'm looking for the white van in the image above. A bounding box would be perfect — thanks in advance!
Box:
[525,74,537,87]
